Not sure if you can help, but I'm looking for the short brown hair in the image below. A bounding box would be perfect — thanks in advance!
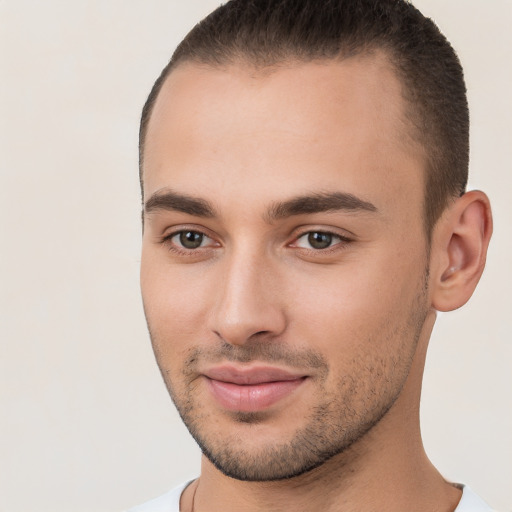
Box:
[139,0,469,234]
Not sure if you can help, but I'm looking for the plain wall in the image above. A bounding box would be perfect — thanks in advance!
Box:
[0,1,510,511]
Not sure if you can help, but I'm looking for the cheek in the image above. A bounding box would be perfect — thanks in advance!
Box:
[288,252,425,357]
[288,260,427,411]
[140,252,213,357]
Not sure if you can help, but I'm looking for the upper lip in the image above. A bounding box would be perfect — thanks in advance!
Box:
[203,365,306,385]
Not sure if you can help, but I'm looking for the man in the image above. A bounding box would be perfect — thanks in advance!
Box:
[130,0,493,510]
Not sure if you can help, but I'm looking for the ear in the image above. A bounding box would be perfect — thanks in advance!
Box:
[430,190,493,312]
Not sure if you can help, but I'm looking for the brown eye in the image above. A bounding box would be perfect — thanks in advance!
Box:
[178,231,204,249]
[307,232,333,249]
[293,231,350,251]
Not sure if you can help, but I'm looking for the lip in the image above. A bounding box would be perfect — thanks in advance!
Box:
[203,365,307,412]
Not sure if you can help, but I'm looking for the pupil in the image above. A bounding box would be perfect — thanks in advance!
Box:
[308,232,332,249]
[180,231,203,249]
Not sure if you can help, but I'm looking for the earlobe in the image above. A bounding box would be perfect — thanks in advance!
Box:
[431,190,492,312]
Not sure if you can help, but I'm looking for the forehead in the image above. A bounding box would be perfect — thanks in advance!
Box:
[143,55,425,222]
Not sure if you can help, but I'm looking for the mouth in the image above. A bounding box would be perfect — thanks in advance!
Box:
[203,365,308,412]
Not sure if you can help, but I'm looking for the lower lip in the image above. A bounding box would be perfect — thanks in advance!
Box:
[206,377,306,412]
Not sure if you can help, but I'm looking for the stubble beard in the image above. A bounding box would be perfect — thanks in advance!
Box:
[148,272,430,482]
[174,370,401,481]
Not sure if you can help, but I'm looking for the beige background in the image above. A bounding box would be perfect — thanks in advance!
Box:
[1,1,511,511]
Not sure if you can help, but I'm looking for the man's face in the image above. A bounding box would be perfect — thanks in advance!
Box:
[141,55,433,480]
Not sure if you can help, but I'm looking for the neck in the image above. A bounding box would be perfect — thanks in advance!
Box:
[190,427,459,512]
[186,311,461,512]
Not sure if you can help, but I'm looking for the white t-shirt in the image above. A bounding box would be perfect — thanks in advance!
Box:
[126,481,495,512]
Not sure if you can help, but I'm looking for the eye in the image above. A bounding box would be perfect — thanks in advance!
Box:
[168,230,214,250]
[293,231,347,250]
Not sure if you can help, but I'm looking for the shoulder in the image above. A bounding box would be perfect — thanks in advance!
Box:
[124,481,192,512]
[454,485,496,512]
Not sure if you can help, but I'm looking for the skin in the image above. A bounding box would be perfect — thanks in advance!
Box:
[140,54,492,512]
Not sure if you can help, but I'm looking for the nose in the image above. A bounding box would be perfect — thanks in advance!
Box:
[207,249,287,346]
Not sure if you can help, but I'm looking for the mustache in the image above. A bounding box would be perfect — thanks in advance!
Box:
[183,340,329,372]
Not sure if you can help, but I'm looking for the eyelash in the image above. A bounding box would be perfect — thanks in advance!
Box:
[160,228,353,256]
[291,230,352,253]
[161,228,218,256]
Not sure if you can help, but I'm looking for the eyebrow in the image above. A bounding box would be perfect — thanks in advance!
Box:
[144,189,216,217]
[144,189,378,221]
[266,192,378,221]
